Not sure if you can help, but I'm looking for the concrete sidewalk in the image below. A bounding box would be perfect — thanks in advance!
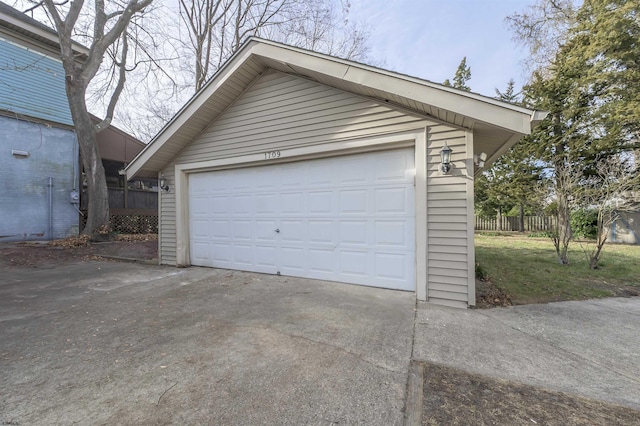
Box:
[413,297,640,410]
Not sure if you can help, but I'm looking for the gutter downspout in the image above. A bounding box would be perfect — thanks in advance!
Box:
[47,177,53,240]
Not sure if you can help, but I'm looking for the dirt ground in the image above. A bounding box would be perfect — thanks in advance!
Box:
[474,279,513,308]
[422,362,640,426]
[0,234,157,268]
[0,238,511,308]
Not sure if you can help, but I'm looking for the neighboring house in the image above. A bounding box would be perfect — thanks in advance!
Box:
[0,2,88,242]
[0,4,154,241]
[126,38,545,308]
[606,212,640,245]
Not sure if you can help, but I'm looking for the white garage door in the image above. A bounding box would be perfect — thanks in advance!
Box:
[189,148,415,290]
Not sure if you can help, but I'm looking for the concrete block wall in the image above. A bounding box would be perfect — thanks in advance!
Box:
[0,115,79,242]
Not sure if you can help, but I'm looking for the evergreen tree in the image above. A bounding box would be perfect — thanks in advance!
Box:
[443,57,471,91]
[475,80,545,232]
[452,57,471,91]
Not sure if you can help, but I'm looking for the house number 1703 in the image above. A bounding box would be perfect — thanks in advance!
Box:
[264,150,281,160]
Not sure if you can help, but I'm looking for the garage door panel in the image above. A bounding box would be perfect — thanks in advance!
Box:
[255,245,278,268]
[255,167,280,188]
[308,191,333,214]
[375,187,409,214]
[375,220,409,247]
[308,220,335,244]
[212,220,231,238]
[233,244,254,266]
[374,151,412,182]
[256,193,279,214]
[308,162,335,186]
[375,252,409,281]
[280,246,306,273]
[212,243,233,263]
[211,196,230,214]
[232,220,253,240]
[232,195,254,215]
[280,219,306,242]
[280,192,305,215]
[339,189,368,214]
[339,250,369,276]
[308,248,335,273]
[281,163,305,188]
[190,195,211,216]
[191,219,210,239]
[339,220,368,245]
[256,220,278,241]
[189,148,415,291]
[339,158,369,184]
[192,242,213,265]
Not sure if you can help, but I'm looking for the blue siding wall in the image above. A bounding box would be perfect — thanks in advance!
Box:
[0,115,78,241]
[0,36,72,126]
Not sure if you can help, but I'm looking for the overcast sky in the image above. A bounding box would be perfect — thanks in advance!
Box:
[348,0,532,98]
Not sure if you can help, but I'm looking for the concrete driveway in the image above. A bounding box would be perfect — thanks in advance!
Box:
[2,260,640,425]
[0,262,415,425]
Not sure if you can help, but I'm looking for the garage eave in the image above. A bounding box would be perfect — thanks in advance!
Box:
[126,37,543,179]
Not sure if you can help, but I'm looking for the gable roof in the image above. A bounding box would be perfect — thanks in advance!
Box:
[126,37,545,179]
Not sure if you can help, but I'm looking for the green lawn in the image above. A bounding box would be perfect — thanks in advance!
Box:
[475,233,640,305]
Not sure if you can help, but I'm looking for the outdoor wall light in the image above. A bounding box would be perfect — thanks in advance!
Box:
[474,152,488,168]
[160,174,170,192]
[440,142,453,174]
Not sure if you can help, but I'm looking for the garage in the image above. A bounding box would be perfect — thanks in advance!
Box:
[189,148,415,290]
[126,38,542,307]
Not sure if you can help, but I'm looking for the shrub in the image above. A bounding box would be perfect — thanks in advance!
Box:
[475,262,488,281]
[571,209,598,239]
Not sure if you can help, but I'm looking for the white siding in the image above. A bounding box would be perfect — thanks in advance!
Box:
[425,125,471,308]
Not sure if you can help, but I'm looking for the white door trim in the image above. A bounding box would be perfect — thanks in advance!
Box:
[175,129,428,299]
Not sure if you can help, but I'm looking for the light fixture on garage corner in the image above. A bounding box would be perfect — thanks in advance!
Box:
[159,174,170,192]
[474,152,488,168]
[440,142,453,174]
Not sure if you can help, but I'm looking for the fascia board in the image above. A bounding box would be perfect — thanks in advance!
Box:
[0,11,89,56]
[251,41,534,135]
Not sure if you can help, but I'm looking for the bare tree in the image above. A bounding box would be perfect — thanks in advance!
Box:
[121,0,372,141]
[39,0,154,236]
[506,0,579,74]
[177,0,370,93]
[573,154,640,269]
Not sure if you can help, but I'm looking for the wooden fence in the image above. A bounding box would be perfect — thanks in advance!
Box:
[80,188,158,234]
[80,208,158,234]
[81,188,158,210]
[475,216,556,232]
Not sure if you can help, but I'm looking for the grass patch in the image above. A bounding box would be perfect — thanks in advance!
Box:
[475,234,640,305]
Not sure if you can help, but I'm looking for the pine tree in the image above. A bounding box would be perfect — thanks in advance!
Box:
[452,57,471,91]
[443,57,471,91]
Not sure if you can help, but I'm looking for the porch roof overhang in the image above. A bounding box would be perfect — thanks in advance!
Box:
[126,37,546,179]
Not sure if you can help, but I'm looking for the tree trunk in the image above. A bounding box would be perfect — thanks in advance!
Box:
[519,203,525,232]
[556,189,571,264]
[66,79,110,236]
[497,208,503,231]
